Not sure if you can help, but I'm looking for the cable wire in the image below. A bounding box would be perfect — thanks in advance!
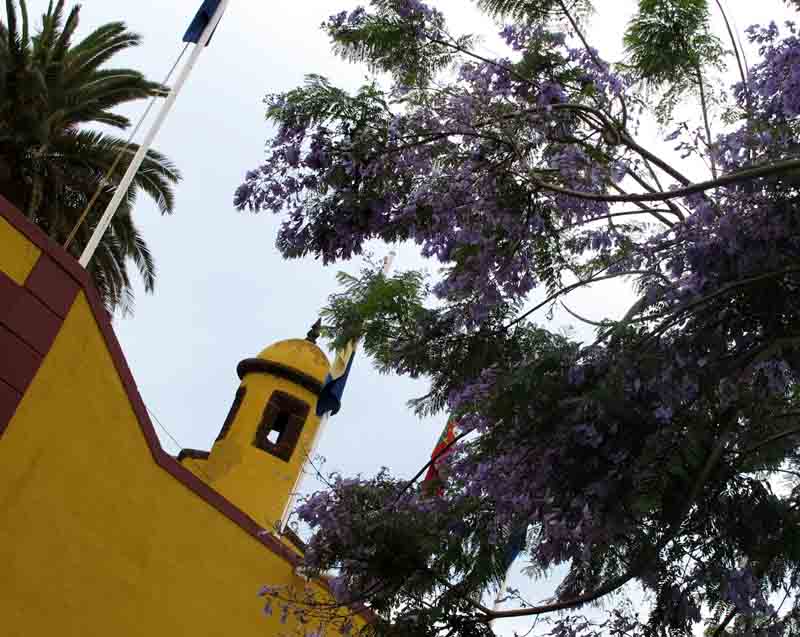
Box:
[145,403,215,484]
[63,43,192,250]
[146,404,184,453]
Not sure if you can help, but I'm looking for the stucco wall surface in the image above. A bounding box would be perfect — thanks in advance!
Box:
[0,198,361,636]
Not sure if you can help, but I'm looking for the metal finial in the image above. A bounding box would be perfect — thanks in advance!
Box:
[306,318,322,344]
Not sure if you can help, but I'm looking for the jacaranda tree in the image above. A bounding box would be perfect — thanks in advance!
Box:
[237,1,800,635]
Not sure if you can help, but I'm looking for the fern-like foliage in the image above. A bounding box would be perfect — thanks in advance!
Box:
[266,75,389,136]
[623,0,722,87]
[324,1,473,88]
[0,0,180,313]
[475,0,593,22]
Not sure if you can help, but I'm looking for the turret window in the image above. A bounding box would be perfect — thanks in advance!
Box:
[265,413,287,445]
[254,391,308,462]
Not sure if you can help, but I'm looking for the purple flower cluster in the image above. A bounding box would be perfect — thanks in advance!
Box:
[723,567,773,616]
[745,21,800,119]
[394,0,436,20]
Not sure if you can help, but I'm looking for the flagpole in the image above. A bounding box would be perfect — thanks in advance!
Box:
[279,251,397,530]
[79,0,230,268]
[489,574,510,630]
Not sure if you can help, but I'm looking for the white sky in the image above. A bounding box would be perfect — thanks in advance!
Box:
[35,1,797,634]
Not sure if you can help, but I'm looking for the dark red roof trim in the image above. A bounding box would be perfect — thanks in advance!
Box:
[177,448,211,462]
[0,377,21,437]
[282,527,308,552]
[0,237,77,434]
[25,253,80,319]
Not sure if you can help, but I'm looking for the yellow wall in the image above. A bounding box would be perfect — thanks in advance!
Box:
[187,340,328,530]
[0,215,40,284]
[0,291,358,635]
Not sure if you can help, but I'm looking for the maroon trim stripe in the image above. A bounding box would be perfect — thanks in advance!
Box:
[0,323,42,393]
[25,255,80,319]
[1,274,63,355]
[0,378,20,437]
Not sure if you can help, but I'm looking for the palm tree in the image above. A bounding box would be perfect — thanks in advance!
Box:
[0,0,181,312]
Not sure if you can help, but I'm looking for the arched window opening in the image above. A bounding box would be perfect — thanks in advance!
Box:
[254,391,308,462]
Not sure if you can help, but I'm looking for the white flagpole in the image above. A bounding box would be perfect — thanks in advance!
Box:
[279,251,398,530]
[79,0,230,268]
[489,575,510,630]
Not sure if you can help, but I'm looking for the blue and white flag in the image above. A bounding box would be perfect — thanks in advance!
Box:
[184,0,225,45]
[316,340,357,417]
[501,523,527,572]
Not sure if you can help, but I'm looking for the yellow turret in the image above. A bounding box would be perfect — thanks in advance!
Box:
[179,326,330,531]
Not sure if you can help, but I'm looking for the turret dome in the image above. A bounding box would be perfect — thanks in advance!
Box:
[254,338,330,385]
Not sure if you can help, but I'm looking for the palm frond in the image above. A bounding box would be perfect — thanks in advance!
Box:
[0,1,180,312]
[17,0,28,52]
[5,0,22,63]
[65,22,142,82]
[623,0,721,86]
[32,0,66,67]
[50,3,78,64]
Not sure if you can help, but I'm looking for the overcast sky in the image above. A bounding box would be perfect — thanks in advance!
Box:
[33,1,797,633]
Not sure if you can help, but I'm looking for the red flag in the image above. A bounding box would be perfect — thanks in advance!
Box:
[422,419,457,495]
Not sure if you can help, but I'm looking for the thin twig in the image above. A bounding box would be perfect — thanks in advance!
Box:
[740,425,800,458]
[559,301,607,327]
[696,65,718,180]
[525,157,800,203]
[391,429,471,507]
[711,607,737,637]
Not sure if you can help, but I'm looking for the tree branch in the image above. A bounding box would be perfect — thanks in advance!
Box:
[562,207,679,229]
[556,0,629,127]
[696,65,718,180]
[711,608,737,637]
[484,569,637,620]
[391,428,471,507]
[559,300,607,327]
[614,178,676,226]
[526,157,800,203]
[741,425,800,458]
[486,427,731,622]
[502,265,642,331]
[620,132,692,186]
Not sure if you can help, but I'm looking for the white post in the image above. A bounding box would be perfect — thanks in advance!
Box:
[278,412,329,530]
[279,251,398,530]
[489,574,509,630]
[79,0,230,268]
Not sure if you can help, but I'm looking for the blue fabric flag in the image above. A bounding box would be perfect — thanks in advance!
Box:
[183,0,223,45]
[501,523,527,572]
[316,341,356,417]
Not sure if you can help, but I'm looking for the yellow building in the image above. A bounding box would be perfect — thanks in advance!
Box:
[0,195,370,635]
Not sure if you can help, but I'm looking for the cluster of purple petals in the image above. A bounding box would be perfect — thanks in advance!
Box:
[236,29,635,324]
[499,24,566,52]
[744,21,800,119]
[723,567,773,616]
[394,0,438,20]
[328,8,366,29]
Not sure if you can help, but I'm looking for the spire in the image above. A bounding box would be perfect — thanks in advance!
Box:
[306,318,322,344]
